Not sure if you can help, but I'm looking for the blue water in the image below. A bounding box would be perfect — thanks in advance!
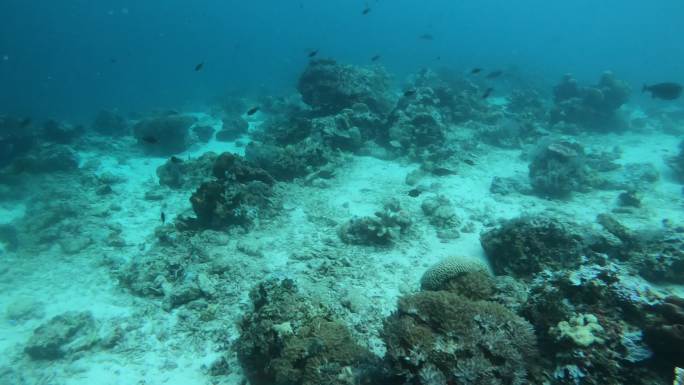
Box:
[1,0,682,120]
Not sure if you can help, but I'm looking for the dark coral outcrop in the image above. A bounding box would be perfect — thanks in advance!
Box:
[133,114,197,156]
[550,72,630,131]
[236,279,378,385]
[298,59,393,115]
[382,290,538,385]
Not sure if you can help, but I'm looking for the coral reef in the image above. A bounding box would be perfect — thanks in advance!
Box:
[528,139,591,198]
[181,153,277,230]
[338,199,411,245]
[156,152,216,189]
[550,72,630,131]
[235,279,378,385]
[297,59,393,115]
[382,290,538,385]
[522,260,671,385]
[0,116,35,169]
[481,215,610,278]
[133,114,197,156]
[91,110,129,136]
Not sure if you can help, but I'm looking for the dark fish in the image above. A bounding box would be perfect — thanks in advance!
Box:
[470,68,482,74]
[463,159,475,166]
[194,62,204,71]
[109,58,118,64]
[408,188,422,198]
[246,106,260,116]
[419,34,434,40]
[371,54,381,62]
[482,87,494,99]
[141,136,158,144]
[161,211,166,224]
[403,89,417,97]
[486,70,503,79]
[643,82,682,100]
[308,50,318,58]
[362,6,371,15]
[170,156,183,164]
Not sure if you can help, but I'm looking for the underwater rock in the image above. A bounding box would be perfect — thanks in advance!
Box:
[0,224,19,251]
[216,117,248,142]
[338,199,411,245]
[489,176,532,195]
[133,114,197,156]
[644,296,684,367]
[9,144,79,174]
[297,59,393,115]
[382,290,538,385]
[245,140,334,181]
[192,124,215,142]
[550,72,630,131]
[156,152,216,189]
[91,110,129,136]
[235,279,378,385]
[41,119,84,144]
[481,215,609,278]
[669,140,684,183]
[629,222,684,284]
[421,195,461,240]
[182,153,276,230]
[528,139,591,198]
[25,311,99,360]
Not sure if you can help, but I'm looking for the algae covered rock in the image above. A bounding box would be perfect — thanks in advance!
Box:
[25,311,99,360]
[235,279,378,385]
[339,199,411,245]
[9,144,79,174]
[156,152,216,189]
[382,290,538,385]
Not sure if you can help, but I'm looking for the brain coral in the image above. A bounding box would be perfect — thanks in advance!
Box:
[420,256,490,291]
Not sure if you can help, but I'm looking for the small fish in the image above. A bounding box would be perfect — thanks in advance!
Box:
[470,68,482,74]
[419,33,434,40]
[403,89,417,97]
[141,136,158,144]
[371,54,381,62]
[246,106,260,116]
[161,211,166,224]
[482,87,494,99]
[408,188,422,198]
[170,156,183,164]
[486,70,503,79]
[362,6,371,15]
[643,82,682,100]
[194,62,204,71]
[109,58,118,64]
[308,49,319,58]
[463,159,475,166]
[432,167,455,176]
